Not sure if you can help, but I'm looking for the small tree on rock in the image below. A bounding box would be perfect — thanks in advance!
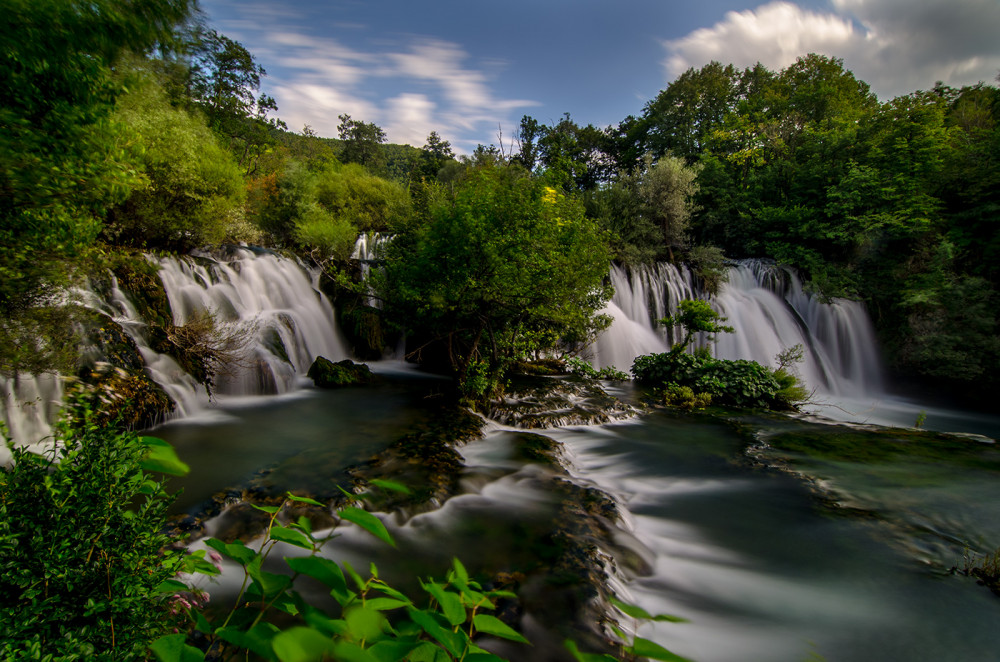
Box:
[661,299,734,356]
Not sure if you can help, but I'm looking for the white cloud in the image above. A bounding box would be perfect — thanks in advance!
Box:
[202,4,537,149]
[270,83,378,137]
[663,0,1000,99]
[383,93,438,146]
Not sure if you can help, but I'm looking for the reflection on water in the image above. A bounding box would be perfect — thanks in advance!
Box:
[153,364,444,512]
[171,382,1000,661]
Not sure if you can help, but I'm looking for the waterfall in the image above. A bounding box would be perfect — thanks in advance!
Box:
[1,248,349,451]
[591,260,885,397]
[153,247,349,400]
[0,373,63,463]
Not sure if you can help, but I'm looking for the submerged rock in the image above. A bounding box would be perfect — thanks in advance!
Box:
[486,375,635,429]
[307,356,375,388]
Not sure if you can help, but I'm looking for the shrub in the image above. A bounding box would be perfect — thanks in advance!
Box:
[632,351,791,410]
[566,357,629,381]
[0,403,189,660]
[663,383,712,410]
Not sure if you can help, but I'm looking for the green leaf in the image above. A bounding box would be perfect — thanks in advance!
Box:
[271,627,336,662]
[609,596,653,620]
[287,492,326,507]
[610,594,689,623]
[253,504,282,514]
[370,580,410,603]
[285,556,347,596]
[343,561,367,593]
[628,636,693,662]
[472,614,530,645]
[331,641,380,662]
[399,641,449,662]
[364,596,411,611]
[367,478,411,494]
[149,634,205,662]
[345,604,386,641]
[422,580,466,627]
[407,608,466,658]
[139,437,190,476]
[205,538,256,566]
[465,654,508,662]
[339,507,395,547]
[154,579,189,594]
[270,525,314,550]
[216,623,281,660]
[452,557,469,584]
[367,640,422,662]
[247,555,293,599]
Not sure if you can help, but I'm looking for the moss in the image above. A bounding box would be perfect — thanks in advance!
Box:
[765,427,1000,471]
[511,433,563,466]
[307,356,375,388]
[108,252,173,329]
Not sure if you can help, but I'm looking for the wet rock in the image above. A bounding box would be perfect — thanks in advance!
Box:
[486,375,635,429]
[307,356,375,388]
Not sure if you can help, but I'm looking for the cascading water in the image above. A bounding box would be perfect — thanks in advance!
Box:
[0,248,350,450]
[590,260,884,398]
[154,247,349,400]
[0,373,63,462]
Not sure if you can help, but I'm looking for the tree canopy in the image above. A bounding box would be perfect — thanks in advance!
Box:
[378,166,611,397]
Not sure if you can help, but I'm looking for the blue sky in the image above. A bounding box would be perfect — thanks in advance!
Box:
[200,0,1000,153]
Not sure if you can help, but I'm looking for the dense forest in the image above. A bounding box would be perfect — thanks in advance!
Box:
[3,0,1000,660]
[4,3,998,402]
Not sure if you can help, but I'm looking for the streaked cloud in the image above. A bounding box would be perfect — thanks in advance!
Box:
[663,0,1000,99]
[203,2,538,150]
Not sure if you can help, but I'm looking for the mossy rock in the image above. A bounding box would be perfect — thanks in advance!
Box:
[307,356,375,388]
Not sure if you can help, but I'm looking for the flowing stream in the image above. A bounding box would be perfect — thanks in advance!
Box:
[4,249,1000,659]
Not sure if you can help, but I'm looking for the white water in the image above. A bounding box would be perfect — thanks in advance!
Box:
[155,247,348,401]
[1,248,349,449]
[591,260,883,397]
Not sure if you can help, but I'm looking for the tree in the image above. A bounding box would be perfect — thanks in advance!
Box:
[642,61,742,162]
[637,153,702,260]
[0,0,193,373]
[512,115,542,171]
[185,27,286,173]
[104,72,245,251]
[418,131,456,180]
[378,166,612,397]
[660,299,734,355]
[337,114,387,171]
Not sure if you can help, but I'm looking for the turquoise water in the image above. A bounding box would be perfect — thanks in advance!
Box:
[160,376,1000,661]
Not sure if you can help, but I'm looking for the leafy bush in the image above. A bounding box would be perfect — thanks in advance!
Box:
[632,352,793,410]
[105,71,245,251]
[566,357,629,381]
[156,490,529,662]
[0,403,189,660]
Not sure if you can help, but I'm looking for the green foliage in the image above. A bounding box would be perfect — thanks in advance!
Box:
[0,403,189,660]
[660,299,734,355]
[686,245,729,295]
[638,153,702,258]
[337,114,388,171]
[0,0,192,367]
[292,203,358,260]
[566,596,691,662]
[662,384,712,410]
[313,163,412,233]
[184,26,286,174]
[157,493,528,662]
[378,165,612,399]
[631,351,795,410]
[565,357,629,382]
[105,72,246,250]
